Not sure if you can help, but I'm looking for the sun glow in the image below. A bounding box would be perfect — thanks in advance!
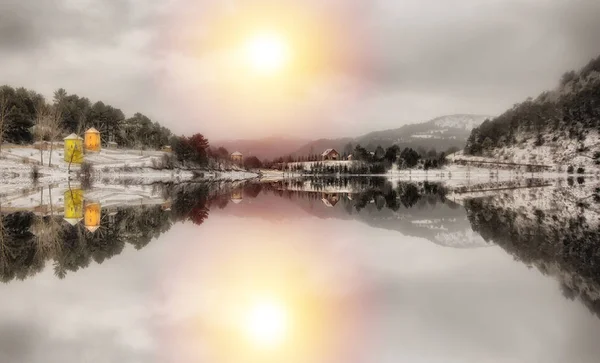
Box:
[243,297,290,349]
[243,32,291,75]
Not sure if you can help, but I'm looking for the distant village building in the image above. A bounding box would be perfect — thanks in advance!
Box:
[322,149,340,161]
[231,151,243,163]
[161,145,172,152]
[107,141,118,149]
[347,154,353,161]
[63,133,84,164]
[84,127,101,152]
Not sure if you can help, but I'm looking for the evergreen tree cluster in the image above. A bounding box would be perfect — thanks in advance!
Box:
[465,55,600,155]
[0,85,173,149]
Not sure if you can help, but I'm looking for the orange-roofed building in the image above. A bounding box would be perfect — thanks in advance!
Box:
[84,127,101,152]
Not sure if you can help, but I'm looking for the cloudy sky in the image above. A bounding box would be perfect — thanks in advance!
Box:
[1,0,599,140]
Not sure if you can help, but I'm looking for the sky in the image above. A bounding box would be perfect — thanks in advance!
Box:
[1,0,599,140]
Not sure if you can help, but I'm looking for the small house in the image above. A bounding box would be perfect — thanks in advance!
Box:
[231,151,243,163]
[161,145,172,152]
[84,127,101,152]
[84,202,101,233]
[322,149,340,161]
[107,141,118,149]
[63,134,84,164]
[347,154,353,161]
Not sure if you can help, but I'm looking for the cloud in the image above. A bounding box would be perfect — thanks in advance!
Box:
[0,0,599,139]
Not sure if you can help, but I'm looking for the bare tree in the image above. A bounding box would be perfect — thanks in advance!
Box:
[31,93,48,165]
[47,104,63,167]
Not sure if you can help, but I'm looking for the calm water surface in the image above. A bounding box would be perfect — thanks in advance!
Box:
[1,179,600,363]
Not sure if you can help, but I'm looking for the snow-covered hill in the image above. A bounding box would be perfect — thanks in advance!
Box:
[294,114,492,156]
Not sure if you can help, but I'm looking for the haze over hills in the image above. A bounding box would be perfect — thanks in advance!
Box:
[213,136,310,160]
[216,114,492,160]
[294,114,492,157]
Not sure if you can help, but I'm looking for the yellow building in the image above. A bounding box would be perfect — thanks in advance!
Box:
[84,127,101,152]
[84,202,101,233]
[63,133,84,164]
[63,188,84,226]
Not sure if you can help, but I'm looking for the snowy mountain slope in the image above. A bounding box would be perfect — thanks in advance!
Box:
[294,114,492,156]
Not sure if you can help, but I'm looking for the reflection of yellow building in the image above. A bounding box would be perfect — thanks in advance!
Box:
[231,190,243,204]
[84,127,101,152]
[63,188,84,225]
[84,202,101,233]
[63,133,84,164]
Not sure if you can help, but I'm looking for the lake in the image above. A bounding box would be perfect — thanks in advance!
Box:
[1,177,600,363]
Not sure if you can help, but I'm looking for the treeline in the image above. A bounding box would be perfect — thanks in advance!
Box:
[0,85,227,169]
[279,144,455,174]
[267,178,449,211]
[0,86,173,150]
[267,143,458,174]
[465,55,600,155]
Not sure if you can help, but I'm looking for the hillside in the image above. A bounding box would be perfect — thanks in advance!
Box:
[215,114,490,160]
[464,55,600,169]
[294,114,491,156]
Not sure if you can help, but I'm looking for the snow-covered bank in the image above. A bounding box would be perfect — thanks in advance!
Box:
[0,145,258,197]
[450,131,600,173]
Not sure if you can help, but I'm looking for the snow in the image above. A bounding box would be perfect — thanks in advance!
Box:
[411,134,435,139]
[453,130,600,173]
[0,145,258,199]
[431,114,492,131]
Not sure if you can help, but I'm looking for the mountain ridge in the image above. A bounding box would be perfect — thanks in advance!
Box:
[215,114,492,159]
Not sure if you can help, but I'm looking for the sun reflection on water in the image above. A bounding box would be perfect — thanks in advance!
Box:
[163,223,370,363]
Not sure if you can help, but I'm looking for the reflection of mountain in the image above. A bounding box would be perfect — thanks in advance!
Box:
[293,190,489,249]
[216,179,489,249]
[464,182,600,318]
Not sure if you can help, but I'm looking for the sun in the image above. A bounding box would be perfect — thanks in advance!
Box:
[243,32,291,75]
[243,298,290,349]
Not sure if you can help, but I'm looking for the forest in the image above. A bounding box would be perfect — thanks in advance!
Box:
[0,86,172,149]
[465,55,600,156]
[0,86,225,168]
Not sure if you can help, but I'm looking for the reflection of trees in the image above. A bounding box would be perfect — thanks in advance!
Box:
[464,197,600,319]
[0,182,226,282]
[268,178,449,214]
[0,205,175,282]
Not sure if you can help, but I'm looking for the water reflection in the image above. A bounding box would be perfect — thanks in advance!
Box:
[464,183,600,318]
[0,178,600,362]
